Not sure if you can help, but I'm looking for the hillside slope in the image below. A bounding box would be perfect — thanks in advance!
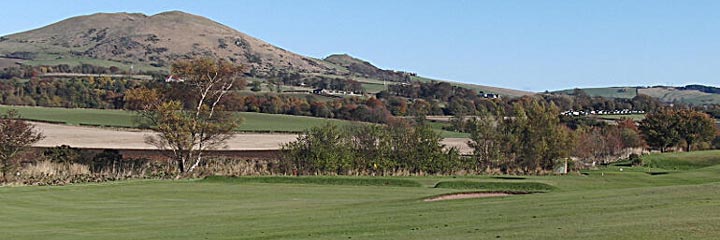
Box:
[0,11,333,73]
[555,86,720,105]
[0,11,531,97]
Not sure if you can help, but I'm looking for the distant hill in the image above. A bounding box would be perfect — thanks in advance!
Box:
[0,11,338,73]
[0,11,531,97]
[324,54,412,83]
[554,85,720,105]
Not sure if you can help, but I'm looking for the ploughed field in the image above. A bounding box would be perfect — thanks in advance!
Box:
[2,151,720,239]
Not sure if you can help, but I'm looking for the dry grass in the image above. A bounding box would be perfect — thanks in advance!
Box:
[20,161,90,177]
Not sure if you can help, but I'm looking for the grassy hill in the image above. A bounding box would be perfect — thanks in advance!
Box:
[554,86,720,105]
[555,87,638,99]
[0,11,334,74]
[2,150,720,239]
[638,87,720,105]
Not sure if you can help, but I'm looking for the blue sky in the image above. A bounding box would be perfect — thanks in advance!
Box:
[1,0,719,91]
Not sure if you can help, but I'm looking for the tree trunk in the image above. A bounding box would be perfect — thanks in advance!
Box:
[686,141,692,152]
[177,159,185,173]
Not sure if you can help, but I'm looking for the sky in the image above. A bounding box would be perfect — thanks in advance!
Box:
[1,0,719,92]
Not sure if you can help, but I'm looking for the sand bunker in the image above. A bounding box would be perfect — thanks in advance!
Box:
[424,192,521,202]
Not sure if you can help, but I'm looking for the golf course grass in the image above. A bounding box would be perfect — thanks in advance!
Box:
[2,151,720,239]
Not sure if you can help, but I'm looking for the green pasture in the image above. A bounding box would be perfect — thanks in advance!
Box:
[0,105,356,133]
[2,150,720,239]
[0,105,465,137]
[594,114,646,121]
[361,82,387,93]
[425,120,470,138]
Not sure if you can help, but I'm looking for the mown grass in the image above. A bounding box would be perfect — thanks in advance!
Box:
[434,181,555,193]
[203,175,423,187]
[0,136,717,240]
[2,157,720,239]
[642,150,720,170]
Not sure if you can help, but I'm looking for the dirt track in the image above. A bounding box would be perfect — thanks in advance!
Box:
[32,122,473,153]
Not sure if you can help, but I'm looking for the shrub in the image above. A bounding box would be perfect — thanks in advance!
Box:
[629,153,642,166]
[282,122,466,176]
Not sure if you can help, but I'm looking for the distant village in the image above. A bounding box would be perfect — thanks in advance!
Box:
[561,109,646,116]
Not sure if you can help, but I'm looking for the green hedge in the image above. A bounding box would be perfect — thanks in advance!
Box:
[434,181,555,192]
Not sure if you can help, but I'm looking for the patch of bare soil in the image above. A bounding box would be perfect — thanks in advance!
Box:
[441,138,473,154]
[32,122,298,150]
[31,122,474,153]
[424,192,516,202]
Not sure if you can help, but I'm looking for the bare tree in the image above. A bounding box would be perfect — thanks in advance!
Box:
[134,58,244,175]
[0,110,44,181]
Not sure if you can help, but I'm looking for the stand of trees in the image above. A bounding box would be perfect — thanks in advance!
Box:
[467,98,574,174]
[640,109,718,152]
[573,119,645,164]
[0,64,165,80]
[269,70,364,93]
[0,77,145,108]
[282,121,463,175]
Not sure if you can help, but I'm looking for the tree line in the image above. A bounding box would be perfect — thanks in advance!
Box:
[2,58,719,179]
[0,64,165,80]
[285,96,718,175]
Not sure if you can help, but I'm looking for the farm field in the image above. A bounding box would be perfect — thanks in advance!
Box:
[0,105,466,138]
[31,121,472,153]
[31,121,297,150]
[1,151,720,239]
[555,87,638,99]
[593,114,646,121]
[0,105,356,133]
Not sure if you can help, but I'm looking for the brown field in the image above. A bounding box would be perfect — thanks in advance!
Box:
[32,122,473,154]
[32,122,298,150]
